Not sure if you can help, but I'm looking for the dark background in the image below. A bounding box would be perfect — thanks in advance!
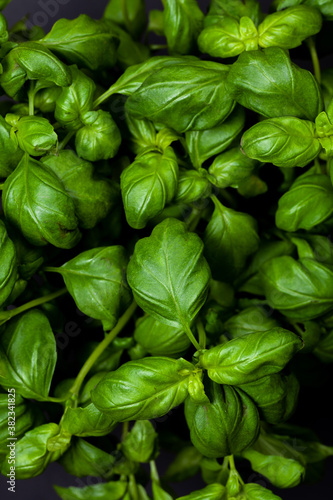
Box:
[0,0,332,499]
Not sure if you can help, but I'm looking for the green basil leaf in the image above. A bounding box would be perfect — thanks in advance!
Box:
[241,117,321,168]
[9,230,44,281]
[208,147,257,189]
[126,62,234,133]
[108,22,150,70]
[127,218,211,330]
[54,66,96,131]
[46,246,132,331]
[296,320,322,353]
[314,330,333,362]
[0,115,23,178]
[0,394,43,457]
[242,431,305,489]
[59,438,115,478]
[0,41,72,97]
[0,310,57,400]
[200,328,302,385]
[152,482,173,500]
[276,173,333,231]
[54,481,127,500]
[200,458,228,487]
[121,147,179,229]
[34,85,62,113]
[164,446,202,482]
[237,173,268,198]
[39,15,119,70]
[175,169,211,204]
[61,403,117,437]
[204,0,261,27]
[125,112,156,154]
[238,373,299,424]
[258,6,322,49]
[122,420,157,462]
[237,239,295,295]
[104,0,146,39]
[178,483,227,500]
[274,424,333,464]
[304,0,333,20]
[224,306,279,338]
[8,115,57,156]
[162,0,204,54]
[199,16,258,59]
[226,48,323,121]
[42,150,119,230]
[2,154,80,248]
[134,315,191,357]
[79,339,133,376]
[185,106,246,169]
[204,196,259,282]
[91,357,194,421]
[261,255,333,320]
[185,382,259,458]
[0,0,12,9]
[1,423,61,479]
[243,483,282,499]
[0,220,17,308]
[110,55,198,96]
[79,372,109,406]
[75,110,121,162]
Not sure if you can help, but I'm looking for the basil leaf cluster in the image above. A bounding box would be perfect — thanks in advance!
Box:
[0,0,333,499]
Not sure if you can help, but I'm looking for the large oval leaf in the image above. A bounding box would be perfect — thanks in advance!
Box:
[0,310,57,401]
[0,220,17,308]
[134,315,191,358]
[2,154,81,249]
[241,117,321,168]
[185,382,259,458]
[46,246,132,331]
[261,256,333,320]
[204,196,259,282]
[276,173,333,231]
[121,148,179,229]
[91,357,193,421]
[127,218,211,331]
[200,328,302,385]
[126,62,234,133]
[226,47,323,121]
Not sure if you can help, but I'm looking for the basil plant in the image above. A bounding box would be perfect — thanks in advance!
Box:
[0,0,333,499]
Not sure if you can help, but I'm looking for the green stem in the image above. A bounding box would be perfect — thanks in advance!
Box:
[307,37,321,84]
[150,44,168,50]
[186,207,201,232]
[129,474,140,500]
[58,130,75,151]
[93,86,119,109]
[216,456,230,485]
[44,266,59,273]
[228,455,236,471]
[0,288,67,325]
[28,81,35,116]
[286,319,304,337]
[185,325,201,351]
[196,318,207,349]
[69,301,137,397]
[121,0,131,33]
[150,460,160,484]
[228,455,244,485]
[122,421,129,441]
